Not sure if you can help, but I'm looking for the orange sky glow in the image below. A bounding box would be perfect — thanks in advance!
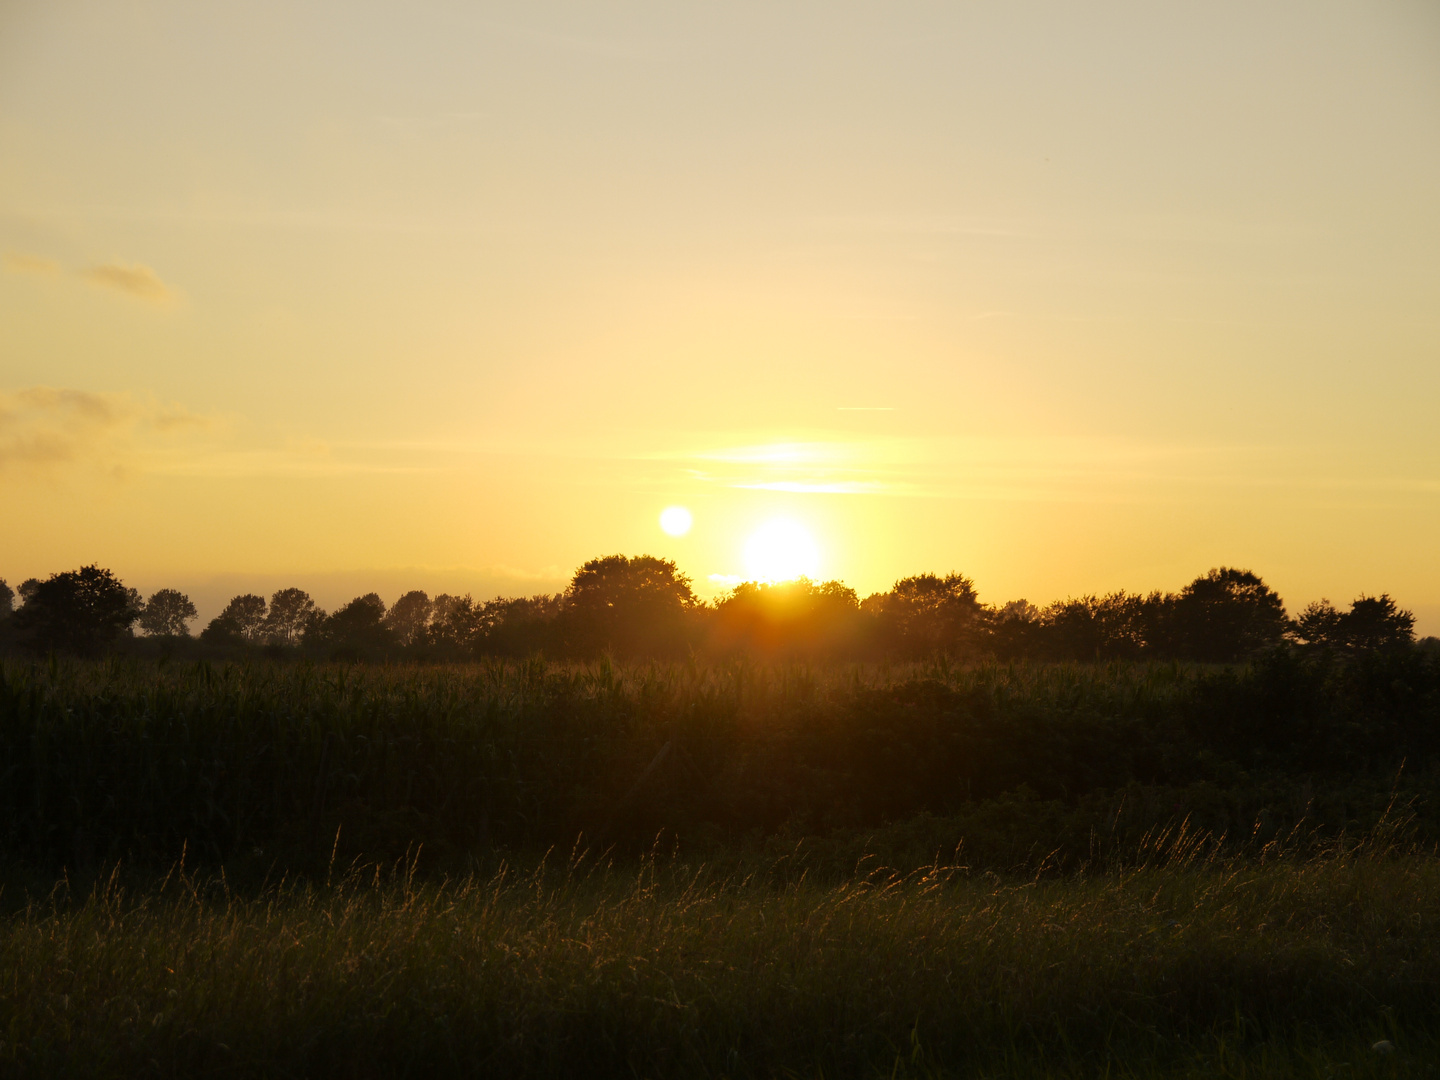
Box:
[2,2,1438,631]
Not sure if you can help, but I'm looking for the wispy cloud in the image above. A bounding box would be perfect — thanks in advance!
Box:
[0,387,210,475]
[733,480,894,495]
[4,251,176,303]
[143,449,432,480]
[693,442,850,466]
[668,438,914,495]
[647,433,1372,504]
[3,251,60,276]
[79,261,172,303]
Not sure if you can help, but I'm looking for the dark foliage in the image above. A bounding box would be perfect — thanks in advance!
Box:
[3,647,1439,875]
[712,578,865,658]
[1294,593,1415,652]
[555,554,698,658]
[383,589,432,646]
[264,587,320,647]
[11,566,138,656]
[137,588,198,637]
[201,594,268,646]
[861,573,984,658]
[318,593,389,657]
[1171,567,1288,661]
[1,562,1421,670]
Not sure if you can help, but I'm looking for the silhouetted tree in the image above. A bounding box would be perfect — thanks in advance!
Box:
[202,594,268,644]
[138,588,199,637]
[559,555,698,658]
[989,599,1043,660]
[263,588,318,647]
[1345,594,1415,650]
[1170,568,1287,662]
[17,579,40,606]
[428,593,486,655]
[383,590,432,647]
[1294,594,1414,652]
[322,593,391,655]
[13,565,138,656]
[712,578,864,658]
[1292,599,1343,649]
[479,594,564,656]
[1040,597,1094,660]
[865,573,984,658]
[1044,595,1116,661]
[0,580,13,654]
[1041,591,1166,661]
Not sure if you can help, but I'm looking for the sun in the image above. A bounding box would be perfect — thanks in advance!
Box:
[743,519,820,582]
[659,506,693,536]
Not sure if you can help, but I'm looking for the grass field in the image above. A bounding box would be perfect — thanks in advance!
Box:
[2,655,1438,1076]
[4,653,1437,874]
[3,833,1437,1078]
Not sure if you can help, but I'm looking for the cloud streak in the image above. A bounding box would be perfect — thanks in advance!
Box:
[649,434,1372,505]
[3,252,60,276]
[79,261,172,302]
[4,252,175,303]
[0,387,209,475]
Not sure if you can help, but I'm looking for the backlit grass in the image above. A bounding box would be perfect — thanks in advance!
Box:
[3,833,1437,1078]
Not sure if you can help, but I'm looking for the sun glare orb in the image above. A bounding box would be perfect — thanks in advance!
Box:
[659,506,693,536]
[743,519,821,582]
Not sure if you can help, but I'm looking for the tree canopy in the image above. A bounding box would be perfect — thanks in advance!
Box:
[263,588,320,647]
[1294,594,1414,653]
[863,573,983,658]
[138,589,199,637]
[202,594,268,644]
[560,555,697,658]
[2,560,1426,663]
[12,566,138,656]
[1173,568,1288,662]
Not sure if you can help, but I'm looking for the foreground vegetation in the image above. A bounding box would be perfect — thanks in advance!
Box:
[3,651,1438,874]
[3,652,1438,1076]
[4,833,1437,1078]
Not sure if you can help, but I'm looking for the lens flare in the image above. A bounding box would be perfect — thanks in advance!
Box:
[743,519,820,582]
[659,506,693,536]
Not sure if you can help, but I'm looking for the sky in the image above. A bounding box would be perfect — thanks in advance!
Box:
[2,0,1439,631]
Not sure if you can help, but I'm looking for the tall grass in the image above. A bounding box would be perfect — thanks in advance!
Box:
[2,654,1436,875]
[2,830,1436,1078]
[3,656,1439,1076]
[2,650,1440,881]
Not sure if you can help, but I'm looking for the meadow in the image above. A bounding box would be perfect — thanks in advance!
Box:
[4,833,1438,1078]
[2,653,1438,1076]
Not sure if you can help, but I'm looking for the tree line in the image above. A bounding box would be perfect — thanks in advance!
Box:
[0,555,1423,662]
